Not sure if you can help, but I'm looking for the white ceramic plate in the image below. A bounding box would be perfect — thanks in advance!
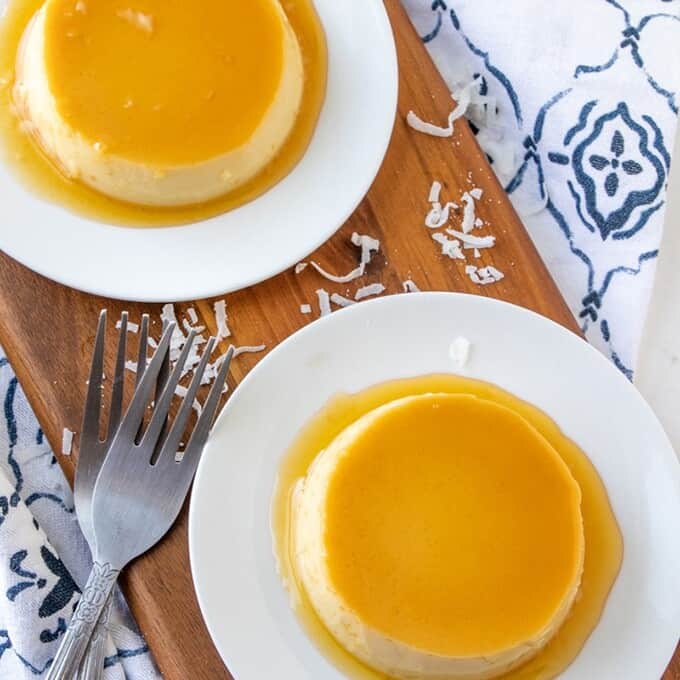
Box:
[189,293,680,679]
[0,1,397,302]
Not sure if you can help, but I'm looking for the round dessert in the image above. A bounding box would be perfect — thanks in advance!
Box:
[12,0,304,207]
[293,393,585,679]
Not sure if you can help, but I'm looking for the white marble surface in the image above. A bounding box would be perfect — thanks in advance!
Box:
[635,128,680,455]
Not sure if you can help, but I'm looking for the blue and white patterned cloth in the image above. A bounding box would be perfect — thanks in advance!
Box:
[1,1,678,677]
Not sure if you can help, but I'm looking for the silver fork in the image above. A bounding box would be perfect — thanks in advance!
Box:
[46,320,233,680]
[75,311,168,680]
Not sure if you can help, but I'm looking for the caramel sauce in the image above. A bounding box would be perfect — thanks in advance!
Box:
[271,374,623,680]
[0,0,326,226]
[44,0,288,164]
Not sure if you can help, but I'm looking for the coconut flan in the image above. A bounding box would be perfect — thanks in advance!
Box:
[12,0,304,206]
[293,393,585,679]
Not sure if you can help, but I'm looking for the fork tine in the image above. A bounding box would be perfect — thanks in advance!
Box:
[150,318,172,453]
[155,318,170,393]
[180,344,233,471]
[80,310,107,448]
[135,314,149,385]
[106,311,128,440]
[155,319,170,400]
[113,321,175,443]
[134,314,150,444]
[155,338,220,465]
[140,330,198,453]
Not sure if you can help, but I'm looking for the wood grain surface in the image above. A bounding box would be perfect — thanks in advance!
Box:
[0,0,677,677]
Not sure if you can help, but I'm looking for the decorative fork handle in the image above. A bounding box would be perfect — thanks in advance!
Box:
[77,591,114,680]
[46,561,120,680]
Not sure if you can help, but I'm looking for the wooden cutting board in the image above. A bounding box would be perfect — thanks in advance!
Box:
[0,0,677,677]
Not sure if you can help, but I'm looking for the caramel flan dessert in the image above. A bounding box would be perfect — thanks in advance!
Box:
[292,393,586,679]
[12,0,304,206]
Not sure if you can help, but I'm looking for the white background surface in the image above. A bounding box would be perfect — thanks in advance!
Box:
[636,129,680,455]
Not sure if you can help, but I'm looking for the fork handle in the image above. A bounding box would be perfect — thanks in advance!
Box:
[77,591,114,680]
[46,561,119,680]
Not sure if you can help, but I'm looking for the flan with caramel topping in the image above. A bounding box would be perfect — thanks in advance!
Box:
[12,0,304,206]
[293,393,585,679]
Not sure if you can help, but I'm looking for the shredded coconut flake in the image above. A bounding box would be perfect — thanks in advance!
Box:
[423,178,498,264]
[352,232,380,261]
[406,111,453,138]
[311,233,380,284]
[450,337,471,369]
[460,192,478,234]
[161,303,186,362]
[445,229,496,249]
[428,181,442,204]
[483,266,505,281]
[406,83,474,138]
[213,300,231,340]
[448,76,520,184]
[61,428,74,456]
[295,262,308,274]
[104,301,263,423]
[465,265,505,285]
[201,351,232,386]
[182,318,206,334]
[465,265,481,284]
[432,233,465,260]
[352,232,380,268]
[310,261,362,284]
[95,293,265,460]
[232,344,266,358]
[355,283,386,301]
[300,304,312,314]
[402,279,421,293]
[116,320,139,333]
[330,293,355,308]
[425,201,457,229]
[316,289,331,317]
